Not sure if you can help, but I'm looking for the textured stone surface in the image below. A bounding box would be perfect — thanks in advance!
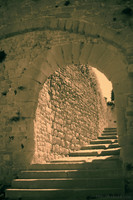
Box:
[0,0,132,194]
[33,65,107,163]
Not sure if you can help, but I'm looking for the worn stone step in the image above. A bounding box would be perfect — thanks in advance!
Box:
[81,143,120,150]
[50,155,121,163]
[81,144,107,150]
[102,132,117,136]
[12,177,123,189]
[5,188,124,200]
[50,155,121,164]
[69,148,120,157]
[104,128,117,131]
[19,169,123,179]
[69,150,98,157]
[30,158,122,170]
[98,135,118,139]
[50,157,92,163]
[102,131,117,136]
[90,139,118,144]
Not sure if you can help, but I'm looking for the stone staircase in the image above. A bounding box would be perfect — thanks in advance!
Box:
[5,128,125,200]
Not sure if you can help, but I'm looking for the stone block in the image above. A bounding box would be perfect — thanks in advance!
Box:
[128,95,133,106]
[3,154,11,161]
[39,61,54,77]
[128,64,133,76]
[88,43,107,67]
[121,145,133,163]
[62,43,72,64]
[47,123,52,134]
[79,43,93,65]
[114,79,133,94]
[46,106,52,113]
[126,107,133,117]
[111,69,128,83]
[0,136,5,150]
[78,21,85,34]
[115,94,128,108]
[84,23,99,36]
[58,19,66,31]
[46,52,59,72]
[50,46,65,66]
[72,21,79,33]
[72,42,82,64]
[49,18,59,30]
[65,20,73,31]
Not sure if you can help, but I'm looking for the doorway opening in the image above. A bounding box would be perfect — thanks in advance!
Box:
[33,65,108,164]
[92,67,116,128]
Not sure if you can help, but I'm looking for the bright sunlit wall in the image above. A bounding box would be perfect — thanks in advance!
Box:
[92,67,113,102]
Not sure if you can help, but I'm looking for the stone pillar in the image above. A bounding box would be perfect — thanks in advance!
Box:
[114,74,133,196]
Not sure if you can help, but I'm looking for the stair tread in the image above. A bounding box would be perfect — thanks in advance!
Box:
[102,133,117,135]
[5,127,124,199]
[21,169,122,172]
[81,143,119,149]
[91,139,118,141]
[90,139,118,144]
[13,177,123,181]
[98,136,118,139]
[70,147,120,153]
[51,155,121,163]
[6,188,123,191]
[5,188,124,199]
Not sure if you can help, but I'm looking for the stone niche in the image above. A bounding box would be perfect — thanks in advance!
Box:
[33,65,107,163]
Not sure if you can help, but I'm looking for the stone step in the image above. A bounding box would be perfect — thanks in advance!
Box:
[50,157,98,163]
[69,148,120,157]
[5,127,124,200]
[50,155,121,164]
[90,139,118,144]
[5,188,124,200]
[102,131,117,135]
[102,132,117,136]
[30,158,122,170]
[19,169,123,179]
[12,178,124,189]
[81,143,120,150]
[98,135,118,139]
[69,150,98,157]
[104,128,117,131]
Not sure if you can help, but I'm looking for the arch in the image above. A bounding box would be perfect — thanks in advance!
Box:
[17,29,129,166]
[0,24,132,180]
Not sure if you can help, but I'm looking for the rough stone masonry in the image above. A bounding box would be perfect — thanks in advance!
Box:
[0,0,133,196]
[33,65,107,163]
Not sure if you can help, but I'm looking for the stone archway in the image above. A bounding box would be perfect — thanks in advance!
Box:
[0,28,130,183]
[0,0,133,186]
[0,27,130,167]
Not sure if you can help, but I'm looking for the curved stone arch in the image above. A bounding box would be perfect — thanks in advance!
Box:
[0,0,133,187]
[0,23,131,172]
[25,32,129,165]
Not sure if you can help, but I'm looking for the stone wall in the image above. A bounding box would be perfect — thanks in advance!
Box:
[106,103,117,128]
[33,65,107,163]
[0,0,132,193]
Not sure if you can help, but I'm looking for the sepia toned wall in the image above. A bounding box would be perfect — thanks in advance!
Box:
[33,65,107,163]
[0,0,132,193]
